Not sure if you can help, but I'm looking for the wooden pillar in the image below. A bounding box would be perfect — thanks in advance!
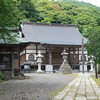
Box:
[74,47,76,70]
[46,47,48,64]
[69,47,71,65]
[78,47,79,64]
[12,49,14,76]
[18,46,20,69]
[73,47,75,69]
[82,37,84,73]
[49,47,52,65]
[25,48,26,61]
[36,44,38,55]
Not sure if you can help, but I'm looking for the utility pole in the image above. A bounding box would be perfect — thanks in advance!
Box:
[82,37,84,74]
[92,35,98,78]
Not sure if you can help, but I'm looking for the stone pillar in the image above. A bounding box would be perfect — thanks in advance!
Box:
[36,51,44,73]
[59,49,72,74]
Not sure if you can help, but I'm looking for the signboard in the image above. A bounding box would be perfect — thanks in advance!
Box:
[45,65,53,72]
[24,65,30,69]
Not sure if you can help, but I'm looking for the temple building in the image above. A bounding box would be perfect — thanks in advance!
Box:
[20,22,91,72]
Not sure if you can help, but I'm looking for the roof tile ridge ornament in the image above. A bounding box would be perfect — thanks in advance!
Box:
[22,21,35,25]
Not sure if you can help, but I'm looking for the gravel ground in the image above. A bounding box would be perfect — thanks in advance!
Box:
[0,73,76,100]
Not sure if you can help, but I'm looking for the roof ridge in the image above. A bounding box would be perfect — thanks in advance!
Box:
[22,22,77,27]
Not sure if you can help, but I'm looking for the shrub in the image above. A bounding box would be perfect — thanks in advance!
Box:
[0,71,3,82]
[98,67,100,74]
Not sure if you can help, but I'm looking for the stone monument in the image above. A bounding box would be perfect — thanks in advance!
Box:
[36,51,44,73]
[59,49,72,74]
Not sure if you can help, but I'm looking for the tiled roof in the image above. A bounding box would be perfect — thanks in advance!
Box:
[21,22,88,46]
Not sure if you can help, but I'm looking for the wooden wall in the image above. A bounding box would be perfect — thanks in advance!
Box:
[20,43,89,67]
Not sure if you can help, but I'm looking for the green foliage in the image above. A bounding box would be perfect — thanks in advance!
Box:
[98,67,100,74]
[1,0,100,37]
[86,26,100,64]
[92,77,100,87]
[0,0,26,43]
[0,71,3,82]
[0,28,20,43]
[17,0,38,22]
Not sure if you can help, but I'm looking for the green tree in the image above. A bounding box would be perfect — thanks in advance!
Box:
[86,27,100,64]
[0,71,3,82]
[17,0,39,22]
[0,0,25,43]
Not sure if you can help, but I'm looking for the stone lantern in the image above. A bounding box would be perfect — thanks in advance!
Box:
[59,49,72,74]
[89,60,94,71]
[36,51,44,73]
[88,56,94,71]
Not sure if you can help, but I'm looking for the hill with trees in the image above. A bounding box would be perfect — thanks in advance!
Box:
[15,0,100,37]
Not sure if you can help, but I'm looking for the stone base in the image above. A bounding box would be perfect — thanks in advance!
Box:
[59,68,72,74]
[35,70,44,74]
[59,64,72,74]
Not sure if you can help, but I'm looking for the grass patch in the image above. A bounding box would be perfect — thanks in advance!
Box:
[0,88,6,91]
[50,84,68,99]
[0,89,2,91]
[0,71,3,82]
[55,73,79,76]
[92,77,100,87]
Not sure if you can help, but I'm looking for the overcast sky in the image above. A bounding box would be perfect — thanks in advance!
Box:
[77,0,100,7]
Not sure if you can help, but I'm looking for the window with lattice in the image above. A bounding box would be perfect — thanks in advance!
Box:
[28,54,34,61]
[81,55,86,61]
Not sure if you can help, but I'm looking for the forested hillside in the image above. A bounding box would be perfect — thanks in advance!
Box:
[14,0,100,38]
